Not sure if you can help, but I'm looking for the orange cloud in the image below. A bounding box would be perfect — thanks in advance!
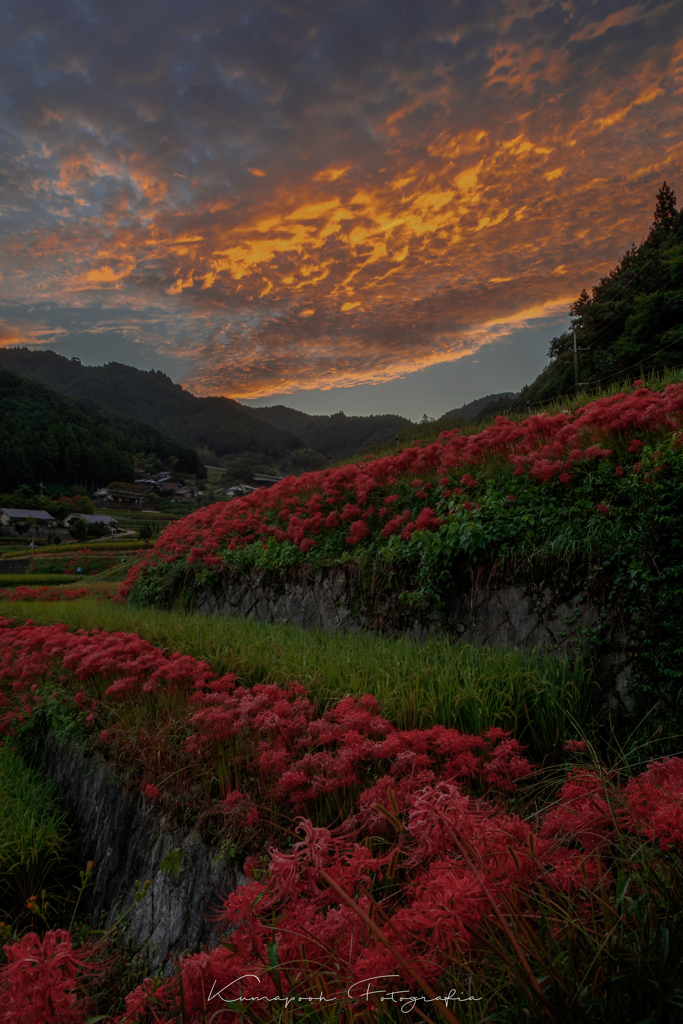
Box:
[1,0,681,402]
[0,322,65,348]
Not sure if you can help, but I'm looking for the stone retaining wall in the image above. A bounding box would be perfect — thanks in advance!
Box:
[196,567,596,652]
[195,567,631,702]
[41,734,245,970]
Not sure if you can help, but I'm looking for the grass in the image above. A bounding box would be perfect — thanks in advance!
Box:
[0,540,149,558]
[0,597,593,758]
[76,556,139,582]
[0,743,71,924]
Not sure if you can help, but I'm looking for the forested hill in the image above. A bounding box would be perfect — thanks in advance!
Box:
[243,405,412,458]
[77,403,204,478]
[519,182,683,406]
[0,369,137,491]
[442,392,517,422]
[0,349,304,460]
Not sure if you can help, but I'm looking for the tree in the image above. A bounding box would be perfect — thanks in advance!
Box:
[69,517,88,542]
[138,521,159,548]
[648,182,678,244]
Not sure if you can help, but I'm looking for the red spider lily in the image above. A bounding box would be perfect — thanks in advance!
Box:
[0,588,94,602]
[0,930,102,1024]
[2,619,682,1020]
[115,383,683,599]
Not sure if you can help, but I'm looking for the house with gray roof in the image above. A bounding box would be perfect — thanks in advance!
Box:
[0,508,55,527]
[63,513,119,527]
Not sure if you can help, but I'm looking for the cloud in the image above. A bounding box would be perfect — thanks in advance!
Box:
[0,322,66,348]
[0,0,681,398]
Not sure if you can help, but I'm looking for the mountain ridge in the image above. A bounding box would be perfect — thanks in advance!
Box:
[0,349,304,460]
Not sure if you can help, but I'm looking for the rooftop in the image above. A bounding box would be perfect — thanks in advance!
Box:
[1,508,55,520]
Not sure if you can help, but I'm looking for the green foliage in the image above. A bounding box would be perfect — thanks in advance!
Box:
[520,182,683,406]
[69,516,88,542]
[0,744,71,924]
[0,348,303,461]
[137,521,159,546]
[78,399,205,477]
[159,848,184,878]
[127,558,190,609]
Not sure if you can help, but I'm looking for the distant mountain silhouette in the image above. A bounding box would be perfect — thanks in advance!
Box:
[0,348,521,468]
[0,349,303,460]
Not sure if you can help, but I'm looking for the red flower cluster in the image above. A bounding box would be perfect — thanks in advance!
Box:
[0,620,532,804]
[0,587,101,602]
[0,930,100,1024]
[123,756,683,1022]
[120,384,683,597]
[2,618,683,1020]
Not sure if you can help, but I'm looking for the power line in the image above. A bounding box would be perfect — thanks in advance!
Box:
[506,217,683,414]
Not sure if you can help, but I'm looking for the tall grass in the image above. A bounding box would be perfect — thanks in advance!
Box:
[0,743,71,923]
[0,598,593,757]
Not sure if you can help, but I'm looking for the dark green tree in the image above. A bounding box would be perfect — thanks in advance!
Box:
[648,181,678,244]
[518,183,683,406]
[69,517,89,542]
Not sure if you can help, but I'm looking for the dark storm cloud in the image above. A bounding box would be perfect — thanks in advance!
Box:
[0,0,681,396]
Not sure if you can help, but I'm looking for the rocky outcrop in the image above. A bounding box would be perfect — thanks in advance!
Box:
[41,734,245,970]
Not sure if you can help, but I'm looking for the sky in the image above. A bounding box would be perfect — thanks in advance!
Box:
[0,1,681,421]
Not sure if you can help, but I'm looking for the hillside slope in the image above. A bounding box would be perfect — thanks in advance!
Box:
[75,401,204,477]
[0,349,304,460]
[0,369,135,491]
[442,391,517,421]
[243,405,411,458]
[124,373,683,727]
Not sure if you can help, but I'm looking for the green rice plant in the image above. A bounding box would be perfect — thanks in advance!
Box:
[0,573,81,586]
[0,744,71,923]
[0,540,149,559]
[78,557,138,582]
[0,598,593,758]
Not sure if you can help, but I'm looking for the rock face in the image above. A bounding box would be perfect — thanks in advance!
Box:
[41,734,246,970]
[196,568,597,656]
[195,567,631,702]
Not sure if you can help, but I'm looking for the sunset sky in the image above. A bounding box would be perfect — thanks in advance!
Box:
[1,0,682,419]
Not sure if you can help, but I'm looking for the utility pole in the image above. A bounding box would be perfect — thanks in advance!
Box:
[574,330,590,392]
[574,331,579,392]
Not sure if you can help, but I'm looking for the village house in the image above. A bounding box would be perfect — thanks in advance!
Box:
[93,482,151,505]
[0,508,56,528]
[63,513,119,528]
